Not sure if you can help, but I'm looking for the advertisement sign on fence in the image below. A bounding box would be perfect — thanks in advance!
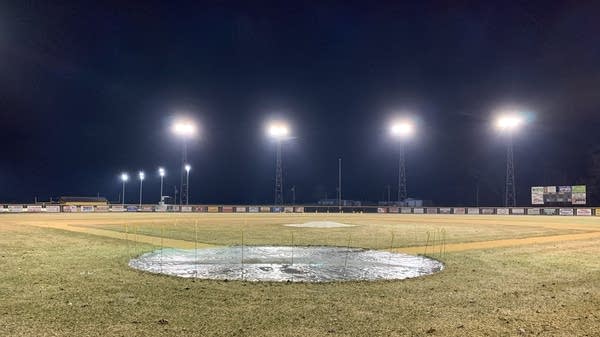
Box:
[110,205,125,212]
[401,207,412,214]
[559,208,574,216]
[481,208,495,215]
[235,206,247,213]
[413,208,424,214]
[155,205,167,212]
[222,206,233,213]
[248,206,259,213]
[181,206,192,212]
[207,206,219,213]
[496,208,509,215]
[284,207,294,213]
[576,208,592,216]
[8,205,24,212]
[453,208,466,214]
[80,206,95,212]
[388,207,399,213]
[426,208,438,214]
[543,208,557,215]
[26,205,43,212]
[527,208,541,215]
[62,205,77,212]
[95,205,109,212]
[46,205,61,213]
[467,208,479,215]
[511,208,525,215]
[377,207,387,213]
[126,206,138,212]
[260,206,271,213]
[294,207,305,213]
[572,185,587,205]
[271,207,283,213]
[193,206,207,212]
[439,208,451,214]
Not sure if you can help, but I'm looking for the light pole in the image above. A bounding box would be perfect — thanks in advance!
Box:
[495,112,525,207]
[158,167,165,204]
[120,173,129,206]
[138,171,145,208]
[267,121,290,205]
[171,119,197,205]
[184,164,191,205]
[390,119,415,204]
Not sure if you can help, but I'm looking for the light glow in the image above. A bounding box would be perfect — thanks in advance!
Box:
[158,167,165,177]
[185,164,191,173]
[495,114,524,131]
[172,119,197,137]
[390,120,415,138]
[138,171,145,181]
[120,173,129,182]
[267,122,290,139]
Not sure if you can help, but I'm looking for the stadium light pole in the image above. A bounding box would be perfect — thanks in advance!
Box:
[390,119,415,204]
[138,171,145,208]
[267,121,290,205]
[171,119,197,206]
[158,167,165,203]
[120,173,129,206]
[495,112,525,207]
[184,164,191,205]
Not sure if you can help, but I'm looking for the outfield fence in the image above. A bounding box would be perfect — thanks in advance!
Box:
[0,204,599,216]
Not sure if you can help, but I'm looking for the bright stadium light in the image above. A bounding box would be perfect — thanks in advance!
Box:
[390,120,415,139]
[495,113,524,132]
[171,117,198,205]
[388,118,416,204]
[266,120,291,205]
[493,109,528,207]
[171,119,197,138]
[184,164,191,173]
[267,122,290,140]
[120,173,129,206]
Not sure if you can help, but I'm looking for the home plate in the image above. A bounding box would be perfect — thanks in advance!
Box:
[284,221,356,228]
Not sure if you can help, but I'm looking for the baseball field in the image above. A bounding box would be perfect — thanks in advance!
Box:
[1,213,598,336]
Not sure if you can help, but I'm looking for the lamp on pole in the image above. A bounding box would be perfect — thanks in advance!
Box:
[390,119,415,204]
[171,118,197,205]
[495,112,525,207]
[158,167,165,204]
[184,164,191,205]
[120,173,129,206]
[138,171,145,208]
[267,121,290,205]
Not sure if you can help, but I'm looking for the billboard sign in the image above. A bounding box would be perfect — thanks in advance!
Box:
[401,207,412,214]
[511,208,525,215]
[438,208,451,214]
[467,208,479,215]
[207,206,219,213]
[26,205,43,212]
[413,208,424,214]
[531,187,544,205]
[46,205,61,213]
[110,205,125,212]
[294,207,305,213]
[527,208,540,215]
[559,208,574,216]
[572,185,587,205]
[453,208,466,214]
[248,206,259,213]
[80,206,95,212]
[496,208,509,215]
[533,185,586,205]
[576,208,592,216]
[235,206,247,213]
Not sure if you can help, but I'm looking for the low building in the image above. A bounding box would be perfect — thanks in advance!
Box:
[58,197,108,206]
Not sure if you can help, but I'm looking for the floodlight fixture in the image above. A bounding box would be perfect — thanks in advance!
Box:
[184,164,191,173]
[495,113,524,132]
[171,119,197,138]
[120,172,129,206]
[120,173,129,182]
[390,120,415,139]
[267,122,290,140]
[139,171,145,181]
[158,167,165,177]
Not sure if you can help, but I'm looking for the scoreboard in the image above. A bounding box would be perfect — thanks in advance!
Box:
[531,185,586,205]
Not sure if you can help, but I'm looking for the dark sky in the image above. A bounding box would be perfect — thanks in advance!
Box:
[1,1,600,205]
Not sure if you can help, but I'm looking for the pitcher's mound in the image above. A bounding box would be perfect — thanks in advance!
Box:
[284,221,356,228]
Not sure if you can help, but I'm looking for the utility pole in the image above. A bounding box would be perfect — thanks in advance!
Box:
[505,134,516,207]
[275,140,283,205]
[398,143,407,204]
[337,158,342,211]
[291,186,296,206]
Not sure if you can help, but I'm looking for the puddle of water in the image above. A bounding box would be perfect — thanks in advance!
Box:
[129,246,443,282]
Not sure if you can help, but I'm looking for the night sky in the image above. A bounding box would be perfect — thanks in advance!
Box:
[1,1,600,205]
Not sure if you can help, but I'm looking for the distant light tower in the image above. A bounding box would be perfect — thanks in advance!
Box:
[495,112,525,207]
[158,167,165,203]
[184,164,191,205]
[171,119,197,205]
[138,171,145,207]
[267,121,290,205]
[120,173,129,206]
[390,119,415,204]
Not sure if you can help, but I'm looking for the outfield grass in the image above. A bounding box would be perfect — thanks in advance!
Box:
[1,213,599,336]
